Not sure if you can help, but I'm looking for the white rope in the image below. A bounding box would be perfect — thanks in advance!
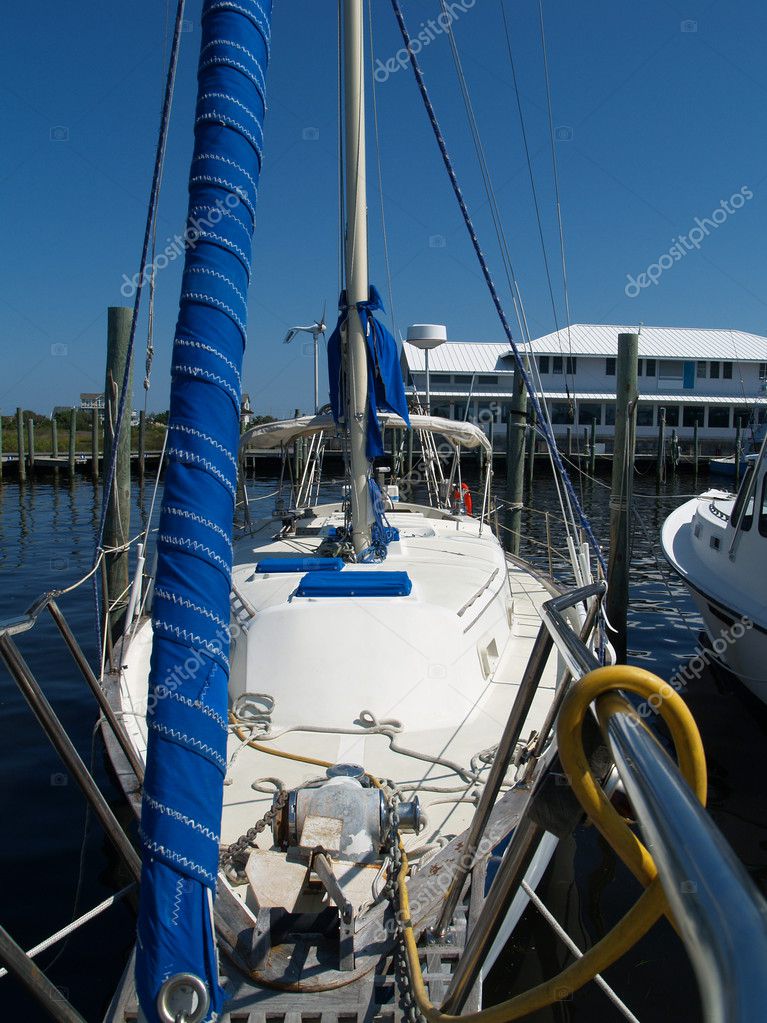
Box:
[0,884,136,981]
[521,880,641,1023]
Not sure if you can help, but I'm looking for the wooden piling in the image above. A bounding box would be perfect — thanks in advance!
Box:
[505,367,528,556]
[91,408,99,481]
[138,410,146,482]
[525,408,536,493]
[103,306,134,635]
[566,425,573,458]
[693,422,699,477]
[656,407,666,488]
[606,332,638,663]
[16,408,25,482]
[27,418,35,474]
[589,418,597,476]
[68,408,77,477]
[735,417,742,487]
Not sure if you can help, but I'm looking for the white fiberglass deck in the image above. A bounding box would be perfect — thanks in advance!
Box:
[116,503,563,853]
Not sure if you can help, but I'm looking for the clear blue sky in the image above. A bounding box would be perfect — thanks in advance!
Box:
[2,0,765,418]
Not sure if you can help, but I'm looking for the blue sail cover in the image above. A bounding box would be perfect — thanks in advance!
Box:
[327,285,411,458]
[135,2,271,1020]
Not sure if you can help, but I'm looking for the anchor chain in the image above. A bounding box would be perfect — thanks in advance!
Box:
[219,789,288,884]
[384,794,426,1023]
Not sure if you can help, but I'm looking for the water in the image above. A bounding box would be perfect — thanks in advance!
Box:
[1,468,765,1021]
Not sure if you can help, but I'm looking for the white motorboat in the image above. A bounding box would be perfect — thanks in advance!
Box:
[662,443,767,701]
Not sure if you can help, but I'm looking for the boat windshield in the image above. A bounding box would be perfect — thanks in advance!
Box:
[730,464,755,531]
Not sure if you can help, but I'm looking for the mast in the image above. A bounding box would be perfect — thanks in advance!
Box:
[343,0,372,553]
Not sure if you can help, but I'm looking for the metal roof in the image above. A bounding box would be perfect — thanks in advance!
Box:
[403,324,767,368]
[422,390,759,405]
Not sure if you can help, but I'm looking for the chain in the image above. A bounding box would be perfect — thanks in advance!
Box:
[219,789,288,884]
[383,794,426,1023]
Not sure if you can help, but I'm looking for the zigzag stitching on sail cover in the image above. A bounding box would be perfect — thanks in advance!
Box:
[196,110,264,158]
[147,721,227,771]
[143,792,221,843]
[164,504,234,547]
[192,152,259,198]
[153,616,228,655]
[186,199,255,253]
[184,265,248,308]
[153,587,229,631]
[201,38,267,93]
[199,91,266,132]
[154,685,228,732]
[171,423,239,469]
[205,1,272,55]
[173,364,240,406]
[181,290,248,337]
[139,831,217,885]
[173,337,240,384]
[171,876,184,927]
[164,449,236,498]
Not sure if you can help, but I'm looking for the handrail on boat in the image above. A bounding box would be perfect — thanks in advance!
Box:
[417,660,767,1022]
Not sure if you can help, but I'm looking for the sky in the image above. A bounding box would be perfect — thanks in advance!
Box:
[1,0,766,418]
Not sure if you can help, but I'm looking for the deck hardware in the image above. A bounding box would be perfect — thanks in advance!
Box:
[156,972,209,1023]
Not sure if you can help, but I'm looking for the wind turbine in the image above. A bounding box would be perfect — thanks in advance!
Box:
[283,303,326,414]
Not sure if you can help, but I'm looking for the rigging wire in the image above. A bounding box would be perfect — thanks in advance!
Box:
[387,0,605,571]
[367,0,400,342]
[91,0,187,643]
[439,0,581,549]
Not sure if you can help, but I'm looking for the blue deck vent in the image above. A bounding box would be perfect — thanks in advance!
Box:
[296,571,412,597]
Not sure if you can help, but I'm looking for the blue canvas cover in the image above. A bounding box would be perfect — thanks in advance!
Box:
[135,2,272,1020]
[327,286,411,458]
[296,571,413,598]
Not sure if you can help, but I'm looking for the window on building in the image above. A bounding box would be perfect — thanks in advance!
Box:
[645,358,657,377]
[722,362,733,379]
[636,404,654,427]
[539,355,550,374]
[707,405,731,429]
[578,403,601,425]
[605,357,616,376]
[566,356,577,375]
[478,375,498,385]
[682,405,705,427]
[453,374,472,384]
[710,361,720,379]
[697,361,707,379]
[552,356,563,374]
[664,406,680,427]
[550,402,570,424]
[605,404,616,426]
[760,363,767,381]
[637,359,643,377]
[660,360,684,380]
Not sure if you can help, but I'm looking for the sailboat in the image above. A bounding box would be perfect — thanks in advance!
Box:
[101,1,605,1020]
[662,432,767,703]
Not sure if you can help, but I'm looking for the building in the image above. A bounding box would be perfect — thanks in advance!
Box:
[403,324,767,452]
[79,392,140,427]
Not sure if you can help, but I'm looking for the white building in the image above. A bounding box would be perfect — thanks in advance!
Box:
[403,324,767,452]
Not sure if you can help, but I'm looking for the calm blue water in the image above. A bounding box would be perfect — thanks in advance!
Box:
[0,467,765,1021]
